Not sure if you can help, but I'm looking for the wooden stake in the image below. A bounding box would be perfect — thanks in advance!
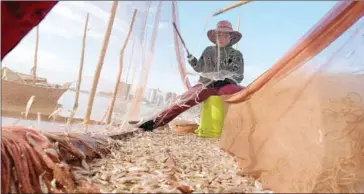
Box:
[235,16,240,50]
[67,13,89,128]
[84,0,119,125]
[212,1,252,17]
[32,26,39,84]
[124,37,136,101]
[106,9,138,125]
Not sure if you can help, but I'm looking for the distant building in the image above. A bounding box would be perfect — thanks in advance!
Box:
[170,93,177,103]
[155,89,164,106]
[143,88,152,102]
[148,88,158,104]
[117,81,131,99]
[165,92,178,104]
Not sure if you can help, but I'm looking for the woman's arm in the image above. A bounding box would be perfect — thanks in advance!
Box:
[187,47,210,73]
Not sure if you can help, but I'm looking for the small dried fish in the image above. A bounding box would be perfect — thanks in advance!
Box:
[39,171,49,193]
[75,169,91,175]
[25,95,35,119]
[83,128,268,193]
[254,179,263,190]
[94,179,108,185]
[100,173,111,181]
[117,176,142,184]
[50,179,57,188]
[44,148,59,159]
[177,185,193,194]
[81,159,90,171]
[128,166,149,172]
[48,107,62,119]
[37,112,42,126]
[73,173,84,181]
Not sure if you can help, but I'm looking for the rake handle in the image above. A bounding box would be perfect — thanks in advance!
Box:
[172,22,191,56]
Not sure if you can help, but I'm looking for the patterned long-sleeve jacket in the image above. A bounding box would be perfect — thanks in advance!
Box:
[188,46,244,85]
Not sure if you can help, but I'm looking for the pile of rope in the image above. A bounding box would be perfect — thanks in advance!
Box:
[1,126,112,193]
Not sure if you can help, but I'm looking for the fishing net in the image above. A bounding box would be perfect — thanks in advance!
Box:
[111,1,202,127]
[2,1,364,193]
[1,1,200,193]
[1,125,115,193]
[220,2,364,192]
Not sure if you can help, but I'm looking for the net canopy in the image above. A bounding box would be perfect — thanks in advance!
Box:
[1,1,364,192]
[220,2,364,192]
[3,1,359,130]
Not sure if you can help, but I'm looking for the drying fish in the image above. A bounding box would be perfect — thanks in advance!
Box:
[39,172,48,193]
[48,107,62,120]
[1,126,111,193]
[37,112,42,126]
[81,159,90,171]
[82,130,269,193]
[25,95,35,119]
[50,179,57,188]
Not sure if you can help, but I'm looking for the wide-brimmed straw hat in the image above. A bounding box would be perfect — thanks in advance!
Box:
[207,20,242,46]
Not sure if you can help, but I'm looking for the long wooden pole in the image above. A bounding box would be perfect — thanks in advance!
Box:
[32,26,39,84]
[106,9,138,125]
[212,1,252,17]
[67,13,89,128]
[84,1,119,124]
[235,16,240,50]
[124,38,135,101]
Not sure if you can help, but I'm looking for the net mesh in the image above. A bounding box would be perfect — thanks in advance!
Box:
[220,2,364,192]
[1,1,364,193]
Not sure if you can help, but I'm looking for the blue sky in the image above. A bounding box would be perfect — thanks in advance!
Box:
[2,1,338,95]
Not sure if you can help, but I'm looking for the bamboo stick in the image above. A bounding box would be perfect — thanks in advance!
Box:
[32,26,39,84]
[212,1,252,17]
[106,9,138,125]
[67,13,89,129]
[123,38,135,101]
[84,0,119,125]
[235,16,240,50]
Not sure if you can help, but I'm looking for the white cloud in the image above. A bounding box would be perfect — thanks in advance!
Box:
[35,2,122,42]
[1,44,73,85]
[88,30,119,42]
[2,1,171,93]
[40,21,80,39]
[64,1,129,34]
[51,4,84,24]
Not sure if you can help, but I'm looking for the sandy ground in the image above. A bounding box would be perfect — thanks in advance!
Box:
[76,128,272,193]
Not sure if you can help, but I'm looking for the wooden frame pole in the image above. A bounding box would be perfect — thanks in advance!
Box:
[106,9,138,125]
[67,13,89,128]
[32,26,39,84]
[212,1,252,17]
[84,0,119,125]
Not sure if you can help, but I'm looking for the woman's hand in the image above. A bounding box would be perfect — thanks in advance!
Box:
[207,79,235,88]
[187,54,195,62]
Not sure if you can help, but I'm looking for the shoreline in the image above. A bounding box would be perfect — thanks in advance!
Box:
[1,109,121,127]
